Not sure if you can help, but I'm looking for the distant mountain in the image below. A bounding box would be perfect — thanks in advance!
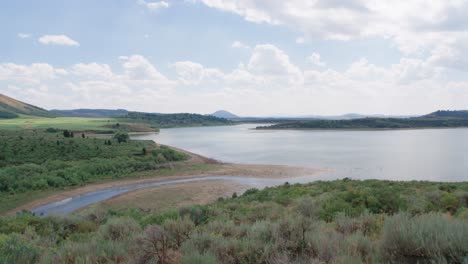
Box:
[422,110,468,119]
[51,109,129,118]
[210,110,239,119]
[0,93,55,118]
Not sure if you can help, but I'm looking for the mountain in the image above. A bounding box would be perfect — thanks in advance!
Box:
[422,110,468,119]
[210,110,239,119]
[0,93,55,118]
[51,109,129,118]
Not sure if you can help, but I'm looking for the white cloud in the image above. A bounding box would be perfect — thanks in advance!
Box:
[196,0,468,70]
[231,41,250,49]
[1,46,467,116]
[72,63,113,79]
[307,53,326,67]
[247,44,303,85]
[38,34,79,46]
[295,37,304,44]
[18,33,31,39]
[138,0,170,12]
[121,55,170,83]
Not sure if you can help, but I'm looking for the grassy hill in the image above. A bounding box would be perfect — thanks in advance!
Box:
[50,109,129,118]
[0,94,55,118]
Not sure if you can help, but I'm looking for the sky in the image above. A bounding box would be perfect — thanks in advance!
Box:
[1,0,468,116]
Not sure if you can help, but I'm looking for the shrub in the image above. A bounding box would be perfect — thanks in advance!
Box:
[98,217,141,241]
[181,251,218,264]
[132,225,171,264]
[163,217,195,248]
[179,206,209,226]
[380,212,468,263]
[0,233,40,264]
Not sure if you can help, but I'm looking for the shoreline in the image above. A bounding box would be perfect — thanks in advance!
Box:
[8,145,324,215]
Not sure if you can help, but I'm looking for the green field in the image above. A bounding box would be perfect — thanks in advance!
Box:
[0,116,116,131]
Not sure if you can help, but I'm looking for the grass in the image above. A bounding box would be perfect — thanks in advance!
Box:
[0,116,116,131]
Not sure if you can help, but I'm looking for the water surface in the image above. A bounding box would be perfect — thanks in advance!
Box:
[133,124,468,182]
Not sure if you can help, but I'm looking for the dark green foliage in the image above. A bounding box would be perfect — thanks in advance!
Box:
[257,113,468,130]
[151,145,188,162]
[120,112,234,128]
[0,130,187,196]
[113,131,129,143]
[0,111,18,119]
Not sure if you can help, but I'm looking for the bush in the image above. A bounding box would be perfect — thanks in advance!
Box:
[98,217,141,241]
[132,225,171,264]
[0,233,40,264]
[163,217,195,248]
[380,212,468,263]
[179,206,209,226]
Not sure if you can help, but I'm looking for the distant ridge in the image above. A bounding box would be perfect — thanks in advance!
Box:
[0,93,55,118]
[422,110,468,119]
[210,110,239,119]
[51,109,129,118]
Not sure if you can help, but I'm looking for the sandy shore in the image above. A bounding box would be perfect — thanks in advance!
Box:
[9,145,324,214]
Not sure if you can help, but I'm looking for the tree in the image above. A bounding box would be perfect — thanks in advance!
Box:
[113,132,129,143]
[82,133,85,138]
[63,130,70,138]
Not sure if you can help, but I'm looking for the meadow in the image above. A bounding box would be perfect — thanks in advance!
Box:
[0,116,118,131]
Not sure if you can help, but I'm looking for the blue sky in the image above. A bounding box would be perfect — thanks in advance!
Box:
[1,0,468,116]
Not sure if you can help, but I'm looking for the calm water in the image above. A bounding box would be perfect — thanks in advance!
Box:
[133,124,468,182]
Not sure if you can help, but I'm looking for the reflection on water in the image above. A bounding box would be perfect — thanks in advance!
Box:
[33,124,468,216]
[133,124,468,182]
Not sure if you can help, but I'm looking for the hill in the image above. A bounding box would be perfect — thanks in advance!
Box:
[257,110,468,130]
[423,110,468,119]
[210,110,239,119]
[50,109,129,118]
[0,93,55,118]
[119,112,234,128]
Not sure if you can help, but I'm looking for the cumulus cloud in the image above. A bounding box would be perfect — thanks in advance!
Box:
[138,0,169,12]
[194,0,468,70]
[38,34,79,46]
[231,41,250,49]
[1,45,467,116]
[308,53,326,67]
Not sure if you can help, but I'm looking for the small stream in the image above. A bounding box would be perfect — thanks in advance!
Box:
[32,175,319,216]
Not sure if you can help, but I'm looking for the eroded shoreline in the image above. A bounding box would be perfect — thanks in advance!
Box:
[10,144,325,215]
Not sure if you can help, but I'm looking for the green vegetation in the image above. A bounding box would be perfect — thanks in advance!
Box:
[119,112,234,128]
[1,179,466,263]
[50,109,129,118]
[0,93,55,118]
[0,130,188,213]
[0,116,159,133]
[257,112,468,130]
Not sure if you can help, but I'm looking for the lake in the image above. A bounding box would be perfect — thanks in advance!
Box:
[132,124,468,182]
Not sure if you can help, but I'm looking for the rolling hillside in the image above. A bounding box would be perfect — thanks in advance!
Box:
[50,109,129,118]
[0,94,55,118]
